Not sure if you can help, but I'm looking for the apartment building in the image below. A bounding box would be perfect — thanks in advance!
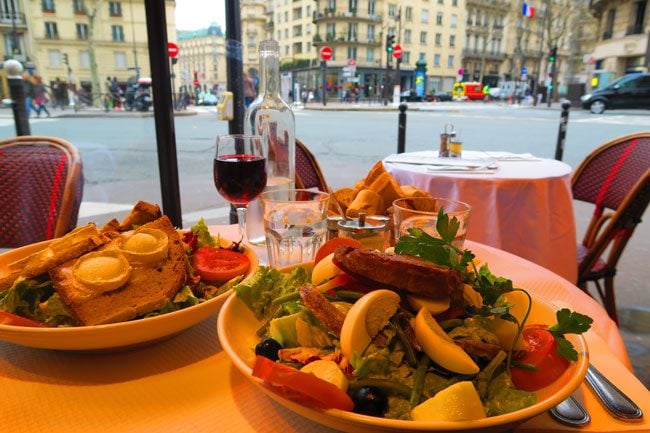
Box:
[1,0,175,94]
[177,23,226,91]
[590,0,649,82]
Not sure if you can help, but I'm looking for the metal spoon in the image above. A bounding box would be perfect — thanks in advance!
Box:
[549,395,591,427]
[585,364,643,421]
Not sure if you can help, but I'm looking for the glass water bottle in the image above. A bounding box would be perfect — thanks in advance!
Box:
[244,39,296,245]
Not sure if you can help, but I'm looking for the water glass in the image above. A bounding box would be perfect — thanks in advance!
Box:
[260,189,329,268]
[393,197,471,247]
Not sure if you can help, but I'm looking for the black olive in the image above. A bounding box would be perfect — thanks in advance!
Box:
[254,338,283,361]
[352,386,388,417]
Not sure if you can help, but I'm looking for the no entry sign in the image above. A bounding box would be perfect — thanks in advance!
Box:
[168,42,179,58]
[320,46,332,61]
[393,44,402,59]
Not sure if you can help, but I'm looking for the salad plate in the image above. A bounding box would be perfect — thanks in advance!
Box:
[0,233,258,351]
[218,263,589,433]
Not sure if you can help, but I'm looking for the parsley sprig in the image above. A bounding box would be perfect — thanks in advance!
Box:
[394,209,592,365]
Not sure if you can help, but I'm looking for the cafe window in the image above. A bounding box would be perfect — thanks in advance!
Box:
[42,0,55,12]
[114,51,127,69]
[73,0,84,14]
[76,23,88,40]
[47,49,61,67]
[45,22,58,39]
[79,50,90,68]
[111,25,124,42]
[109,1,122,17]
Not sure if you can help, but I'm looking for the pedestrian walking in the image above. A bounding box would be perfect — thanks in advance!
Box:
[52,77,67,110]
[23,73,38,117]
[33,76,51,117]
[110,77,122,109]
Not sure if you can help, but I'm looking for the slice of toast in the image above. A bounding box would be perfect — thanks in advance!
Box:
[50,216,187,326]
[0,225,109,292]
[118,201,162,231]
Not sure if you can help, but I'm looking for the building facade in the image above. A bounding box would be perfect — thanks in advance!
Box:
[177,23,226,91]
[590,0,649,85]
[1,0,176,95]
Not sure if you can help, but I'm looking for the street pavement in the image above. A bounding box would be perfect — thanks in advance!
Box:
[1,101,648,386]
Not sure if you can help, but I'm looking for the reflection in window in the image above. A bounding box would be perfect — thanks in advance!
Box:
[111,25,124,42]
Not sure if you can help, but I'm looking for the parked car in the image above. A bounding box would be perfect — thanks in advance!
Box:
[581,73,650,114]
[400,90,423,102]
[424,91,453,102]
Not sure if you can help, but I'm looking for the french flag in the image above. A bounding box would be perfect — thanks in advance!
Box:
[522,2,535,19]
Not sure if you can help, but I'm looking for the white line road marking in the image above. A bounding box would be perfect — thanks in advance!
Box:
[78,201,231,224]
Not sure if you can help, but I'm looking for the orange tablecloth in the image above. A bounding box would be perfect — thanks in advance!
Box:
[0,225,647,433]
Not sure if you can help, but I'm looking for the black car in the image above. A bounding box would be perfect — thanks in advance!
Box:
[581,73,650,114]
[400,90,422,102]
[425,91,453,102]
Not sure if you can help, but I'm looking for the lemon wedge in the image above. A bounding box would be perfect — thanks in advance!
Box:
[406,294,451,315]
[121,228,169,264]
[414,307,479,375]
[411,381,486,422]
[300,360,349,392]
[311,252,344,285]
[73,250,131,293]
[340,289,400,363]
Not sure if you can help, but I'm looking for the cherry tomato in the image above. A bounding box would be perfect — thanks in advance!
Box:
[510,326,570,392]
[252,355,354,412]
[191,247,250,282]
[0,311,46,327]
[314,238,364,265]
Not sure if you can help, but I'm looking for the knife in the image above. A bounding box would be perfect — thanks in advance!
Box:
[585,364,643,421]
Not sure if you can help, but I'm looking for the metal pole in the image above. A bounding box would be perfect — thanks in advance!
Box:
[397,103,407,154]
[555,100,571,161]
[144,0,182,227]
[321,60,327,106]
[225,0,244,224]
[4,59,30,136]
[547,46,557,108]
[225,0,244,135]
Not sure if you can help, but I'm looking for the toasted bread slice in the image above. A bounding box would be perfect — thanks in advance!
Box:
[0,225,108,292]
[118,201,162,231]
[50,216,187,326]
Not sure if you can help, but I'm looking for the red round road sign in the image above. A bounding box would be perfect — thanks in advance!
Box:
[393,44,402,59]
[168,42,179,58]
[320,46,332,61]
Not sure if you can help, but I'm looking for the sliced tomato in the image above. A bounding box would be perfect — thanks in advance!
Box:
[0,311,46,327]
[191,247,250,282]
[510,326,570,392]
[252,355,354,412]
[314,238,364,265]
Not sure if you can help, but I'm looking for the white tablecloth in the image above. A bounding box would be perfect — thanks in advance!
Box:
[1,225,646,433]
[384,150,577,282]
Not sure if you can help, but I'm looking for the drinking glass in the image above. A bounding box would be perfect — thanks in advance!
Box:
[260,189,329,268]
[214,134,267,243]
[393,197,471,247]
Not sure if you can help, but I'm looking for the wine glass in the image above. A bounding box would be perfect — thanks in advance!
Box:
[214,134,267,243]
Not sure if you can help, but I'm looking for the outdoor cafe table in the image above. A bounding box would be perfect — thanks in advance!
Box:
[1,224,648,433]
[383,150,578,283]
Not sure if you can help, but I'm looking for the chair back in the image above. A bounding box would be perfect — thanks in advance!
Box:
[571,132,650,320]
[0,136,84,248]
[295,138,328,192]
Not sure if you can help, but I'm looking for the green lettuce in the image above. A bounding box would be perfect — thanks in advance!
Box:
[233,266,309,321]
[191,218,217,248]
[0,277,53,319]
[39,293,76,327]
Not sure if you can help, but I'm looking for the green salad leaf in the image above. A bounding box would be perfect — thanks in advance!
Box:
[191,218,217,248]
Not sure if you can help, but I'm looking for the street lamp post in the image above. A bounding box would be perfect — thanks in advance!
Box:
[3,59,30,136]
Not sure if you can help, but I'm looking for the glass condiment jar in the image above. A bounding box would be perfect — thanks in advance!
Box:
[337,213,389,251]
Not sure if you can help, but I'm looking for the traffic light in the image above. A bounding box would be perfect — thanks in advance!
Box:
[171,57,178,65]
[386,34,395,53]
[549,46,557,63]
[548,73,554,90]
[63,53,69,65]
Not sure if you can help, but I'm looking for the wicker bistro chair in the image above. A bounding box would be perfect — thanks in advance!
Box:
[0,136,84,248]
[572,132,650,323]
[295,138,329,192]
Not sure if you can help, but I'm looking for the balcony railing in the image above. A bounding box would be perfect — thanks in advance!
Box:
[313,10,382,23]
[626,24,644,35]
[0,11,26,25]
[462,48,506,60]
[313,33,381,46]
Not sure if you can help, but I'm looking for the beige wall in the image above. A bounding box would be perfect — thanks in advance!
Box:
[25,0,176,89]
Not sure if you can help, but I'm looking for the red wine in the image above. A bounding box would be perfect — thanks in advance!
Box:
[214,154,267,205]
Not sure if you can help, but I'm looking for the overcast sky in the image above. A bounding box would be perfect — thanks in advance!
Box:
[175,0,225,31]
